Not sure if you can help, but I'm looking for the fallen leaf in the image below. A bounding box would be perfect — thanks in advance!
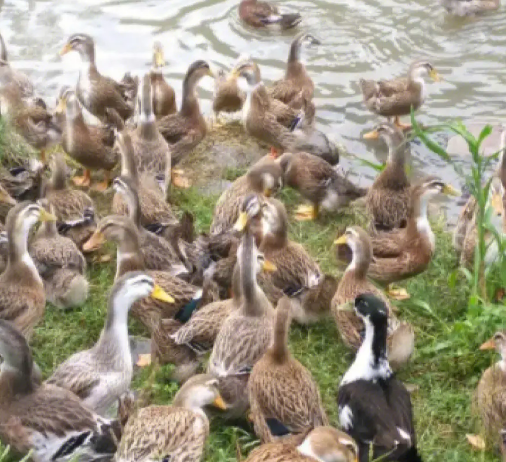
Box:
[136,354,152,367]
[466,434,485,450]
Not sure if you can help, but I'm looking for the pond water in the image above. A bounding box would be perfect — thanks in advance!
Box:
[2,0,506,222]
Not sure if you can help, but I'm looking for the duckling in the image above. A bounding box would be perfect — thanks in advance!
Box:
[210,155,283,235]
[29,200,88,310]
[0,202,55,339]
[477,331,506,448]
[157,60,214,184]
[239,0,301,29]
[0,320,121,462]
[439,0,499,15]
[367,178,460,292]
[150,41,177,118]
[112,129,177,227]
[116,374,226,462]
[209,226,275,417]
[244,427,358,462]
[130,73,172,180]
[268,32,320,109]
[47,272,174,416]
[332,226,414,369]
[249,296,328,443]
[60,34,134,121]
[364,124,411,231]
[83,215,202,331]
[0,85,61,163]
[61,91,118,190]
[277,151,367,221]
[43,152,97,249]
[0,32,34,98]
[338,294,421,462]
[360,60,440,131]
[112,175,184,272]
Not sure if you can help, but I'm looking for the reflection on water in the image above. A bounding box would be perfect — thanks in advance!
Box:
[2,0,506,221]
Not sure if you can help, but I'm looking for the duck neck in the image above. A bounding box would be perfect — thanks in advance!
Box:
[180,73,200,118]
[50,156,67,190]
[408,66,426,98]
[410,193,434,248]
[231,264,242,303]
[240,232,264,316]
[119,141,139,185]
[342,316,391,385]
[138,79,159,140]
[345,240,370,280]
[121,187,142,229]
[99,295,131,360]
[270,302,290,363]
[115,229,145,279]
[6,219,40,283]
[380,140,409,188]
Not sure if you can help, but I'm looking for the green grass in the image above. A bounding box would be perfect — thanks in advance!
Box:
[0,160,502,462]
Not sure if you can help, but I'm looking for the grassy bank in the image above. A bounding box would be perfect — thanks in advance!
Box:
[0,132,501,462]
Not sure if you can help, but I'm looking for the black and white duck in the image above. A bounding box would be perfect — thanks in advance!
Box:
[337,293,421,462]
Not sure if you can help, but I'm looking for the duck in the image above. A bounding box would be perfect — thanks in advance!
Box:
[364,123,411,231]
[360,60,441,131]
[0,159,46,207]
[366,178,460,294]
[332,226,414,369]
[0,319,121,462]
[112,175,184,272]
[248,197,329,324]
[82,215,202,331]
[476,331,506,448]
[268,32,320,109]
[208,226,275,417]
[439,0,499,15]
[239,0,301,29]
[0,32,34,98]
[210,155,283,235]
[234,60,339,164]
[60,90,118,190]
[244,427,358,462]
[43,152,97,249]
[60,33,135,121]
[172,237,277,353]
[277,151,367,221]
[0,182,16,225]
[212,54,255,123]
[150,41,177,119]
[112,129,177,227]
[249,296,328,443]
[116,374,226,462]
[47,271,174,416]
[337,293,421,462]
[157,60,214,185]
[0,85,61,163]
[455,127,506,267]
[29,200,89,310]
[130,73,172,181]
[0,201,55,339]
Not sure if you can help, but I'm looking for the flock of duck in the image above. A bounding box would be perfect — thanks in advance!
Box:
[0,1,505,461]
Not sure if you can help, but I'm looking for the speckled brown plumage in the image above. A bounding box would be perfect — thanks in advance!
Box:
[249,297,328,443]
[0,202,46,339]
[213,69,244,116]
[210,156,283,235]
[116,374,222,462]
[157,61,212,166]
